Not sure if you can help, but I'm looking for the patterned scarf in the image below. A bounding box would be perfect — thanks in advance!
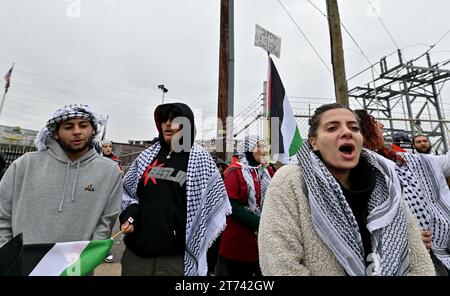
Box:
[34,104,107,151]
[296,143,410,276]
[236,136,272,216]
[397,152,450,269]
[122,142,232,276]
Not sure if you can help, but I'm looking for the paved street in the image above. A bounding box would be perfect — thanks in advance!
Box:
[94,219,124,276]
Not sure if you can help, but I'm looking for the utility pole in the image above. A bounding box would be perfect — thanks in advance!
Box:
[326,0,349,106]
[217,0,234,162]
[262,81,268,151]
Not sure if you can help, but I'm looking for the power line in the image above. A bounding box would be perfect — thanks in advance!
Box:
[14,82,155,106]
[14,69,162,97]
[289,95,334,100]
[305,0,375,70]
[3,100,49,122]
[7,94,153,119]
[433,29,450,49]
[1,65,219,108]
[305,0,327,18]
[367,0,400,49]
[277,0,333,76]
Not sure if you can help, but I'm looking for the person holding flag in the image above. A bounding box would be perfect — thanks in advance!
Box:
[119,102,231,276]
[0,104,122,275]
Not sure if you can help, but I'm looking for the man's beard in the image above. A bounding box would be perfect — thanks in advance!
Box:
[417,146,431,154]
[58,137,93,154]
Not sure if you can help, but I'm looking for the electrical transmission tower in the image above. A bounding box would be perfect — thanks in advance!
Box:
[348,49,450,152]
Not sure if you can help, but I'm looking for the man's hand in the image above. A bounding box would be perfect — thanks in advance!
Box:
[421,230,432,251]
[121,218,135,234]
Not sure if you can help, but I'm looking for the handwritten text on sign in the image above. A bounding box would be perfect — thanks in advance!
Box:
[254,24,281,58]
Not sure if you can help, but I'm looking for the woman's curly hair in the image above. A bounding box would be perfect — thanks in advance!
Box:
[354,109,406,166]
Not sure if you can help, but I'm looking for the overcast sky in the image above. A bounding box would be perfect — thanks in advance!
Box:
[0,0,449,142]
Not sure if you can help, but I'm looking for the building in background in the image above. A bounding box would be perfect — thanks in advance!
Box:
[0,125,37,147]
[0,125,38,167]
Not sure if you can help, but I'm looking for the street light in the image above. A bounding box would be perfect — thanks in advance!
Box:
[158,84,168,104]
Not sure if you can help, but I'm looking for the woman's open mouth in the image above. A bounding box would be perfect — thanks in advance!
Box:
[338,143,356,160]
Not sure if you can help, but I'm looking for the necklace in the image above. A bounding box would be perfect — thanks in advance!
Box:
[166,150,173,159]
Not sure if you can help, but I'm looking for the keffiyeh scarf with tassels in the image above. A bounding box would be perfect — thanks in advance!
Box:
[236,136,272,216]
[397,152,450,269]
[122,142,231,276]
[34,104,107,151]
[296,143,410,276]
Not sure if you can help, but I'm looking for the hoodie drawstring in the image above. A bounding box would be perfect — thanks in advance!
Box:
[58,162,71,212]
[58,161,81,212]
[71,161,80,202]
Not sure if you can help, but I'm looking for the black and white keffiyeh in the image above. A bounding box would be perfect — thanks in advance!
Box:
[296,143,410,276]
[236,136,272,216]
[397,152,450,269]
[122,142,232,276]
[34,104,107,151]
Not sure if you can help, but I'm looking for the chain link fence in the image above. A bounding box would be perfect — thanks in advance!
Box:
[230,97,450,154]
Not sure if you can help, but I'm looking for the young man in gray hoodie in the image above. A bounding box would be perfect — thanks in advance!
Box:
[0,104,122,247]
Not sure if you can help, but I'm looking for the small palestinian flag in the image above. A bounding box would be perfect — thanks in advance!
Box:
[0,234,113,276]
[0,233,23,276]
[24,239,113,276]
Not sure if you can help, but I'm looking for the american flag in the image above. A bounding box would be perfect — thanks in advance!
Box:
[4,64,14,93]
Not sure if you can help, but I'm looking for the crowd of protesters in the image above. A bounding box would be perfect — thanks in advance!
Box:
[1,101,450,276]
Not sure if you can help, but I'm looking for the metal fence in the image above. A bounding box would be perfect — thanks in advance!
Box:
[225,95,450,154]
[231,113,450,154]
[0,144,37,167]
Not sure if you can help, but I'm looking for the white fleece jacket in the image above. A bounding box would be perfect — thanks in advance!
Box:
[258,164,435,276]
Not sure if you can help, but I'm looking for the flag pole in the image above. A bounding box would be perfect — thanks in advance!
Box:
[111,229,124,240]
[101,115,109,140]
[0,91,7,117]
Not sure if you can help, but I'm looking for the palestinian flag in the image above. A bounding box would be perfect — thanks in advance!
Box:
[24,239,112,276]
[0,233,23,276]
[0,234,112,276]
[267,57,302,159]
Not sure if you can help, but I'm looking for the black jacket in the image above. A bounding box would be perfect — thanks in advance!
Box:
[120,103,195,258]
